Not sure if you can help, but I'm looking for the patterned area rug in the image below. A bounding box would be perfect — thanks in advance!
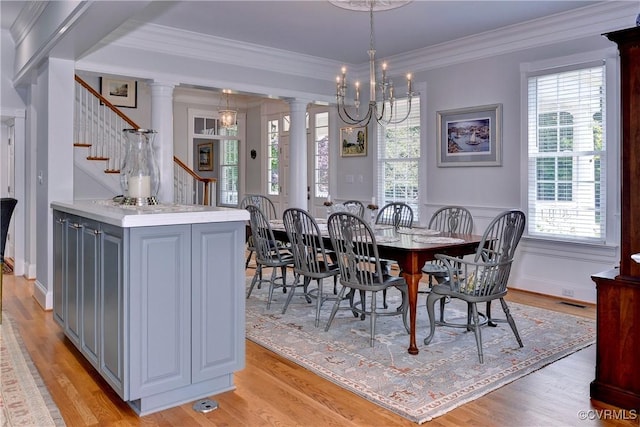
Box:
[1,313,66,426]
[245,277,596,424]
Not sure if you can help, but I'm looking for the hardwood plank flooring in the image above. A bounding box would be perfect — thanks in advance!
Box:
[2,270,638,426]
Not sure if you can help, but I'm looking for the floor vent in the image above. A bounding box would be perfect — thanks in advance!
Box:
[559,301,587,309]
[193,399,218,413]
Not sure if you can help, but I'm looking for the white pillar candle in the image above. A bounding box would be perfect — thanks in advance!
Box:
[372,196,376,205]
[129,175,151,198]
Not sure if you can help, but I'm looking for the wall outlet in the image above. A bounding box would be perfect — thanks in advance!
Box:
[562,288,574,298]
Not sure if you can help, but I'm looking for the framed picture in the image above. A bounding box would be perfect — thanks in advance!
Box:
[197,142,214,171]
[340,126,368,157]
[100,77,137,108]
[436,104,502,167]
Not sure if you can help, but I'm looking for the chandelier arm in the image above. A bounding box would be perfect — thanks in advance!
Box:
[337,97,374,127]
[375,98,386,122]
[376,98,414,126]
[338,106,372,127]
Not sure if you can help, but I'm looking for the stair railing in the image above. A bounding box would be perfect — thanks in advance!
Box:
[74,75,136,173]
[173,156,216,206]
[74,74,216,206]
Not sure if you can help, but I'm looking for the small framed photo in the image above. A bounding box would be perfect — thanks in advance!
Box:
[340,126,367,157]
[100,77,137,108]
[436,104,502,167]
[198,142,214,171]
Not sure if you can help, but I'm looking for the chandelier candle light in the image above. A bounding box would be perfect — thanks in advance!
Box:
[334,0,415,127]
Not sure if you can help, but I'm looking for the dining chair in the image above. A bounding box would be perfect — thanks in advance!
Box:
[422,206,474,287]
[282,208,343,326]
[240,194,278,269]
[325,212,409,347]
[342,200,366,218]
[245,205,296,310]
[375,202,414,229]
[375,202,414,308]
[1,198,18,323]
[424,209,526,363]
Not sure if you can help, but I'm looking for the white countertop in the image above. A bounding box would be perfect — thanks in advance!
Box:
[51,199,249,227]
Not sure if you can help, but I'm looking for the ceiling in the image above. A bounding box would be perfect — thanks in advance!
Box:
[2,0,606,65]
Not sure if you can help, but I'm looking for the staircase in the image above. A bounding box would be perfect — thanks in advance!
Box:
[74,75,214,205]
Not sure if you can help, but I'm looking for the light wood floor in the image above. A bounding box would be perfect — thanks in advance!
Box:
[2,269,638,427]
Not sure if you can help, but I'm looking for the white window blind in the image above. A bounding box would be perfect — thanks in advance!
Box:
[219,138,239,206]
[527,64,606,242]
[314,111,329,198]
[377,97,421,221]
[267,118,280,195]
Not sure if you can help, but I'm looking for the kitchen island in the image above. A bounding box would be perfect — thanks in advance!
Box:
[51,199,248,415]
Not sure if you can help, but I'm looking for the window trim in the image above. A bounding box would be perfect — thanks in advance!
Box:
[374,89,423,222]
[520,49,620,247]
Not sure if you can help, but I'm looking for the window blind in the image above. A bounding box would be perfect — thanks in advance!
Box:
[377,97,421,221]
[527,65,606,242]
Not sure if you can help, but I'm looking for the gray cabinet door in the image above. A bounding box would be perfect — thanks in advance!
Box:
[100,223,125,398]
[81,220,101,366]
[53,211,66,325]
[65,216,82,345]
[129,225,191,399]
[191,222,246,381]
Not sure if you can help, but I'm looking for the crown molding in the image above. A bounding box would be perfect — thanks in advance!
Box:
[384,1,638,74]
[102,21,347,82]
[10,1,47,46]
[87,1,637,94]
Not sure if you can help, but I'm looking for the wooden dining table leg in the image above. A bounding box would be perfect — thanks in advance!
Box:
[402,269,422,355]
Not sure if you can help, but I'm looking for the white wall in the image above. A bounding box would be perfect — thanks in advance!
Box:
[1,29,27,277]
[33,58,75,309]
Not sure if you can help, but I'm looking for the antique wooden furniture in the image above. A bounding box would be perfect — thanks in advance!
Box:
[590,26,640,410]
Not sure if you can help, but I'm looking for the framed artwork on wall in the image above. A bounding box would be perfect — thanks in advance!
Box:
[436,103,502,167]
[340,126,367,157]
[100,77,137,108]
[198,142,214,171]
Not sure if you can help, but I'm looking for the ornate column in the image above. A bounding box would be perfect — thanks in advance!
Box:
[288,99,310,209]
[149,81,176,204]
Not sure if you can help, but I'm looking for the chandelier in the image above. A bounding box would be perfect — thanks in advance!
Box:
[333,0,415,127]
[218,90,237,129]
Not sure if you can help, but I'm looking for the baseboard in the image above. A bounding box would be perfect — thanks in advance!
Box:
[591,380,640,411]
[32,280,53,310]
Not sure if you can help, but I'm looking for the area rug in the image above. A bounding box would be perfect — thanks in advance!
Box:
[1,313,66,426]
[245,277,596,424]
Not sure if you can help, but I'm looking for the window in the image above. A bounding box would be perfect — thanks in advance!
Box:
[377,97,421,220]
[314,111,329,198]
[187,109,240,207]
[527,64,606,242]
[219,138,239,205]
[267,119,280,195]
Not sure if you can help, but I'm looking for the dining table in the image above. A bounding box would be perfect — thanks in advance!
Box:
[265,218,483,355]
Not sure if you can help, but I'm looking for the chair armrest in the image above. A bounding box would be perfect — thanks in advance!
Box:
[435,253,512,296]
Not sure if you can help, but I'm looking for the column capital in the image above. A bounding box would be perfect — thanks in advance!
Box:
[148,81,178,89]
[287,98,312,111]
